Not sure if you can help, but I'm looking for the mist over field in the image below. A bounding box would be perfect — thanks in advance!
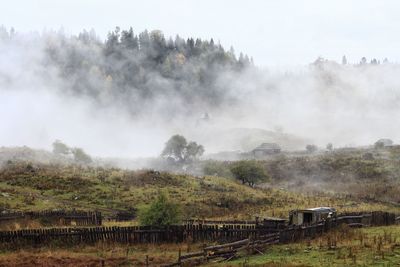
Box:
[1,27,400,158]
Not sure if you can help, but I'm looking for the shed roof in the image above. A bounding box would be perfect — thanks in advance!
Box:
[291,207,336,213]
[307,207,336,213]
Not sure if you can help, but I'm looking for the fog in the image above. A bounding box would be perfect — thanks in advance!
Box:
[1,28,400,159]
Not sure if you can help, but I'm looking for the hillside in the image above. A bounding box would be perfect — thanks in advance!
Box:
[0,146,75,166]
[1,160,399,220]
[204,146,400,205]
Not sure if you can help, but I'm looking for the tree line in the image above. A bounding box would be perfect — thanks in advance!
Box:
[19,26,252,116]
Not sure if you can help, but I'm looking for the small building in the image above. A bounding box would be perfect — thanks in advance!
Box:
[252,143,281,157]
[289,207,336,226]
[375,138,393,148]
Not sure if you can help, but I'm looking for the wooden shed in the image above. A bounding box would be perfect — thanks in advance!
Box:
[289,207,336,226]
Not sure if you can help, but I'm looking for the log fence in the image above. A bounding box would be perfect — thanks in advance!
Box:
[163,211,398,266]
[0,211,397,251]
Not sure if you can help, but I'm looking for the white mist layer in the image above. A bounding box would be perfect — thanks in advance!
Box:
[1,31,400,158]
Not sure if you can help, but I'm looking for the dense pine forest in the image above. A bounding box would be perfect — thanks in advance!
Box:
[0,27,253,116]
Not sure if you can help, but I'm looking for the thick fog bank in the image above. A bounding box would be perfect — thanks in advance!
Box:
[1,28,400,158]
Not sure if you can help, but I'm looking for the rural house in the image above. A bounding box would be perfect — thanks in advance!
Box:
[252,143,281,157]
[374,138,393,147]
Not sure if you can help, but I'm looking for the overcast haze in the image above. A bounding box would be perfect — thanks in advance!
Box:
[2,0,400,66]
[1,0,400,159]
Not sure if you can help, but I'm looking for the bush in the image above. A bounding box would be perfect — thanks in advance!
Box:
[203,161,233,178]
[71,148,92,164]
[138,193,182,226]
[230,160,269,187]
[306,144,318,153]
[52,140,70,155]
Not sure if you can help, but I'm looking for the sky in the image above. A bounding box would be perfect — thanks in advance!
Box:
[1,0,400,67]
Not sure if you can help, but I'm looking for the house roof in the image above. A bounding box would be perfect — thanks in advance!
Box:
[306,207,336,213]
[253,143,280,151]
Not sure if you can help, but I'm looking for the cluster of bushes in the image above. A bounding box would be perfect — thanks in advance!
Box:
[52,140,92,164]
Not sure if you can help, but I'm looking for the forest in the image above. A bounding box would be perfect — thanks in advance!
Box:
[0,26,251,115]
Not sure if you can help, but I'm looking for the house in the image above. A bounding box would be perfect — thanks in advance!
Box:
[252,143,281,157]
[374,138,393,148]
[289,207,336,225]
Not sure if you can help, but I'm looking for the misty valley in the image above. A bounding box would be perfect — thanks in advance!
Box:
[1,25,400,267]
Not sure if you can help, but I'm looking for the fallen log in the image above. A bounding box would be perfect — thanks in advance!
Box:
[179,251,204,260]
[204,238,249,251]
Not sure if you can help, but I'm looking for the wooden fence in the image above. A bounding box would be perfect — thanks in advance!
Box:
[163,211,399,266]
[0,224,272,248]
[0,211,397,249]
[0,210,102,227]
[164,232,281,266]
[338,211,396,226]
[183,219,258,225]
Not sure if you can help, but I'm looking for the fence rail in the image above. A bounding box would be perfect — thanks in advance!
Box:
[0,211,397,250]
[183,219,258,225]
[0,224,272,248]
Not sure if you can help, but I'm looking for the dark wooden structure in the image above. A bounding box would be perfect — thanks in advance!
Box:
[0,210,102,227]
[163,211,399,266]
[289,207,336,225]
[261,217,287,229]
[0,211,397,249]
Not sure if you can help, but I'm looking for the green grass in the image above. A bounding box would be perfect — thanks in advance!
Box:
[1,161,400,219]
[209,225,400,267]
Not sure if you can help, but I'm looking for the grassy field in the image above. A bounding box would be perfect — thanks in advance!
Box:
[1,161,399,222]
[0,242,195,266]
[208,225,400,267]
[1,225,399,266]
[204,146,400,205]
[1,151,400,266]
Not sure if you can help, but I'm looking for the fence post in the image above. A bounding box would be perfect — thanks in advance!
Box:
[203,243,207,263]
[246,235,251,256]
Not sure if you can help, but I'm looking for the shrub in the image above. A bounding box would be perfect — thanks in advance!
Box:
[306,144,318,153]
[71,148,92,164]
[203,161,232,178]
[52,140,70,155]
[230,160,269,187]
[138,192,182,226]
